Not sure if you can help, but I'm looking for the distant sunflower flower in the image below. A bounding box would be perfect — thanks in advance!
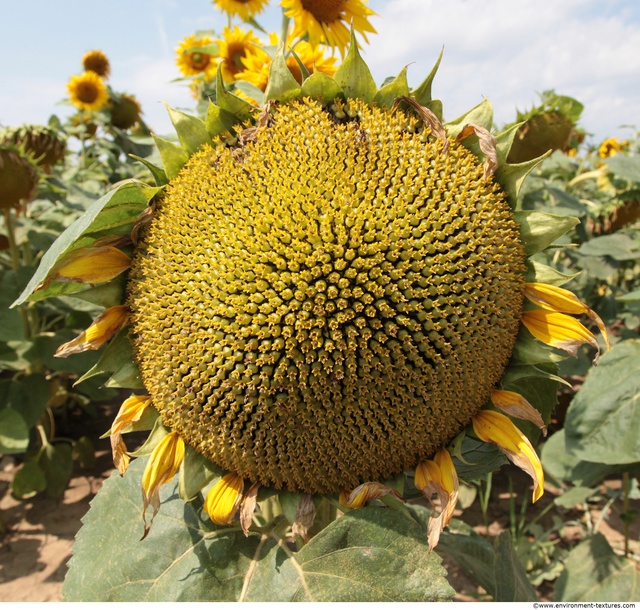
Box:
[280,0,376,55]
[598,137,629,159]
[175,34,218,80]
[214,0,269,20]
[216,26,262,83]
[66,71,109,112]
[82,49,111,79]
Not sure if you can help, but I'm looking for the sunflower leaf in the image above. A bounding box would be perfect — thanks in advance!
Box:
[301,71,343,102]
[374,67,410,108]
[13,182,149,306]
[564,339,640,465]
[153,135,190,180]
[216,66,255,118]
[205,102,240,138]
[129,154,168,186]
[264,45,302,103]
[445,99,494,137]
[525,260,581,286]
[514,210,579,256]
[63,459,454,602]
[165,105,212,155]
[411,46,443,106]
[498,153,550,208]
[333,28,377,103]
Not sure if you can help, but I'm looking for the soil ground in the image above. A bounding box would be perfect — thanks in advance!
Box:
[0,404,638,602]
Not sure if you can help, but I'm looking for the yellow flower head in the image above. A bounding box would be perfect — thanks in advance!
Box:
[175,34,218,80]
[214,0,269,19]
[82,49,111,79]
[67,71,109,112]
[216,26,262,83]
[598,137,629,159]
[281,0,377,56]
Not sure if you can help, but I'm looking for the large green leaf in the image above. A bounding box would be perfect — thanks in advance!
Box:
[13,181,151,306]
[438,526,537,601]
[577,233,640,261]
[554,534,638,601]
[0,407,30,454]
[514,210,579,256]
[564,340,640,464]
[541,429,625,488]
[63,459,453,602]
[604,154,640,183]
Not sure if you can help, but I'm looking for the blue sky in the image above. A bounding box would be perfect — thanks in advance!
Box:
[2,0,639,144]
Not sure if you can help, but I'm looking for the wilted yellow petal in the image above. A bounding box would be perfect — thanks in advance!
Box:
[521,309,601,362]
[292,493,316,542]
[49,246,131,285]
[472,410,544,503]
[240,482,260,536]
[415,450,459,550]
[456,123,498,178]
[491,389,547,436]
[205,473,244,525]
[55,305,128,358]
[141,432,185,538]
[110,394,152,475]
[339,481,400,509]
[525,283,610,351]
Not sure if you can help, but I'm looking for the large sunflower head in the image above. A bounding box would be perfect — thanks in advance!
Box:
[21,39,608,546]
[281,0,377,56]
[66,71,109,112]
[82,49,111,79]
[175,34,219,80]
[214,0,269,20]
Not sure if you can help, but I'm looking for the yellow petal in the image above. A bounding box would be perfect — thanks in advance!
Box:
[472,410,544,503]
[491,389,547,436]
[55,305,129,358]
[205,473,244,525]
[525,283,610,351]
[415,450,459,550]
[141,431,185,538]
[49,246,131,285]
[110,394,152,475]
[521,309,601,362]
[339,481,400,509]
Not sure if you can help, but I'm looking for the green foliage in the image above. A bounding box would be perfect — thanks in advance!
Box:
[63,459,454,602]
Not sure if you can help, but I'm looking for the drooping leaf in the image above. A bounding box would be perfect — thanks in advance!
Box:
[554,534,639,601]
[63,459,453,602]
[13,182,150,306]
[564,340,640,464]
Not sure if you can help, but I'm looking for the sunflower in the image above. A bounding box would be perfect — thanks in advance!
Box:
[66,71,109,112]
[175,34,219,80]
[0,145,39,210]
[26,42,608,548]
[215,26,262,83]
[0,124,66,171]
[109,94,143,130]
[82,49,111,79]
[281,0,377,56]
[598,136,629,159]
[214,0,269,20]
[237,33,337,91]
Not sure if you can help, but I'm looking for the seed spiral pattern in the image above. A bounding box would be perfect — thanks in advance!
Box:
[128,98,526,494]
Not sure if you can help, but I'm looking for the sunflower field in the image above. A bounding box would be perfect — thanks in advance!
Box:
[1,0,639,603]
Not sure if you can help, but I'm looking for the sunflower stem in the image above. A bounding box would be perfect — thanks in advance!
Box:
[622,471,630,557]
[279,14,290,48]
